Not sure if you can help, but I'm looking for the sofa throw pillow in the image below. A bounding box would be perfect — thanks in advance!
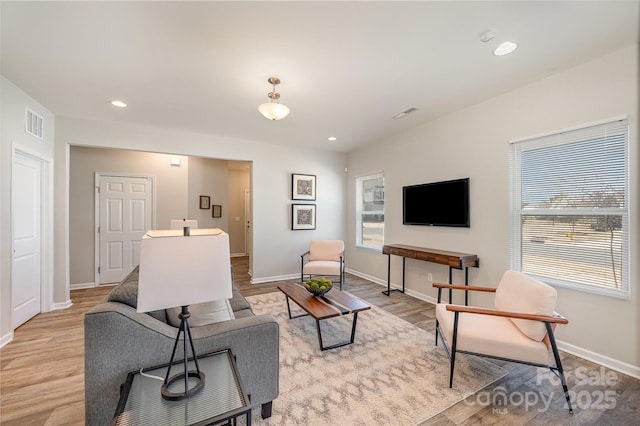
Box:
[107,266,140,308]
[167,299,235,328]
[494,270,557,342]
[106,265,167,322]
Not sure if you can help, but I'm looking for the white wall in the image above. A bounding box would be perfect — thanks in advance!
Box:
[187,156,229,231]
[0,76,56,343]
[69,146,191,285]
[347,45,639,374]
[56,117,347,289]
[227,165,251,255]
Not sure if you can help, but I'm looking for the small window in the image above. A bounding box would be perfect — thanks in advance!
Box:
[509,118,629,298]
[356,172,384,249]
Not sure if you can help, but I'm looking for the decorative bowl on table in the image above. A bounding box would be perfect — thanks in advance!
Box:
[304,277,333,297]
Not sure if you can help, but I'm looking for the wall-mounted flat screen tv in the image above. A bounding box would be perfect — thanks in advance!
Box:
[403,178,470,227]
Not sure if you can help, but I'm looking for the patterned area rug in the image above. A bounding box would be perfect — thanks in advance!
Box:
[246,292,507,425]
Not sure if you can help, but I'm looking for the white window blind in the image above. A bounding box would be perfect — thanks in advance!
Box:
[510,118,629,298]
[356,172,384,249]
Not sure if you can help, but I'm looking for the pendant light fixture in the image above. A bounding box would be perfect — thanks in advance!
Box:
[258,77,290,120]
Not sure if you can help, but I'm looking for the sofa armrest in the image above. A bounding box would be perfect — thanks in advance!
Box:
[85,302,279,426]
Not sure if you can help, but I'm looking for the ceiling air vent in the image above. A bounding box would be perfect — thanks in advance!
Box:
[25,107,44,139]
[392,107,419,119]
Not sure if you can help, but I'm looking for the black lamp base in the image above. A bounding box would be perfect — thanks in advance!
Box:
[162,305,205,400]
[161,371,205,401]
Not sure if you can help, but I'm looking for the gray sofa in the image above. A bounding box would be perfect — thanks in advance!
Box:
[84,267,279,425]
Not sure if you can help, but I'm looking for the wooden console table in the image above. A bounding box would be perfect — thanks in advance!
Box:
[382,244,479,305]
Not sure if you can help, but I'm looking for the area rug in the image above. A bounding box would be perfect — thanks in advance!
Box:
[245,292,507,425]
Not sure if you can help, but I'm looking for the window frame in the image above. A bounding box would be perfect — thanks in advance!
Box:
[355,172,385,251]
[509,117,630,299]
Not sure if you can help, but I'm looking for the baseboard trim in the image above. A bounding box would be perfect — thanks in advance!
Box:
[557,341,640,380]
[1,331,14,348]
[51,299,73,310]
[251,273,298,285]
[70,282,95,290]
[346,267,640,380]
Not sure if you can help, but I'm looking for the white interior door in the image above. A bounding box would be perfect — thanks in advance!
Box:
[244,190,252,268]
[11,152,42,328]
[98,175,153,284]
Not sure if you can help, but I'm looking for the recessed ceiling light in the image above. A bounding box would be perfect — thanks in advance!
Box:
[110,100,127,108]
[494,41,518,56]
[328,137,337,141]
[478,30,495,43]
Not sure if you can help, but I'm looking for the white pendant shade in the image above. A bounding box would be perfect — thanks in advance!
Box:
[258,102,290,120]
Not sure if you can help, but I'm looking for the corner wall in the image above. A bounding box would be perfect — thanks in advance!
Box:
[1,76,56,343]
[346,44,639,374]
[56,117,347,290]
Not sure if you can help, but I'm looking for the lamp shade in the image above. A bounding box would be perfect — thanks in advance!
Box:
[137,229,232,313]
[258,102,290,120]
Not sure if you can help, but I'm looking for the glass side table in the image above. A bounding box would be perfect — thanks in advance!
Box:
[112,349,251,426]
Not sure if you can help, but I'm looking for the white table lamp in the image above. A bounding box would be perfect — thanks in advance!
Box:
[137,228,232,400]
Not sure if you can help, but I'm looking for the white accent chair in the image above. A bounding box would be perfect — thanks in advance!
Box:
[433,271,573,413]
[300,240,345,290]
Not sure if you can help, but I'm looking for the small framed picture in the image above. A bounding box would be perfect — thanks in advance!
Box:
[292,204,316,230]
[199,195,210,209]
[212,205,222,218]
[292,173,316,201]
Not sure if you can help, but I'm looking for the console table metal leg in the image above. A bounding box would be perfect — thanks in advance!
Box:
[383,254,391,295]
[401,257,406,293]
[448,267,453,304]
[383,254,405,296]
[465,267,469,306]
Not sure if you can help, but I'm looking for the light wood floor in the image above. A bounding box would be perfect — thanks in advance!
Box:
[1,257,638,425]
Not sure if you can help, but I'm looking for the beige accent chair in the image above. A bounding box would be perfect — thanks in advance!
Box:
[433,271,573,413]
[300,240,345,290]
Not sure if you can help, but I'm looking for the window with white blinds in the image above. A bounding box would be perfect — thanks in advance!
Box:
[356,172,385,250]
[509,118,629,299]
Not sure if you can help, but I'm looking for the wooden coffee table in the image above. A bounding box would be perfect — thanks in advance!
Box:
[277,282,371,351]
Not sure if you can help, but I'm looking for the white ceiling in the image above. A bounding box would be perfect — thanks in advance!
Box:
[1,1,638,153]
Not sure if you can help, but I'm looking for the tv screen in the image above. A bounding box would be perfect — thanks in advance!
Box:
[403,178,470,227]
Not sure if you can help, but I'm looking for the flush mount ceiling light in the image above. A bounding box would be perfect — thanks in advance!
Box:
[258,77,290,120]
[494,41,518,56]
[110,100,127,108]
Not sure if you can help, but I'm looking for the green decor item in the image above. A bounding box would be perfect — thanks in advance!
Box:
[304,277,333,297]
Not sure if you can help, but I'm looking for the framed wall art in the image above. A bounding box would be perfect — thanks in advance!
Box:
[292,173,316,201]
[199,195,210,209]
[292,204,316,230]
[212,205,222,218]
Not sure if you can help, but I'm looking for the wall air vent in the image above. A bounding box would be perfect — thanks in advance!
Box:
[25,107,44,139]
[392,106,419,119]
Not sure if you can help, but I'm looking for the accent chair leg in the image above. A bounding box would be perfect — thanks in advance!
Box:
[261,401,273,419]
[545,323,574,414]
[449,312,460,388]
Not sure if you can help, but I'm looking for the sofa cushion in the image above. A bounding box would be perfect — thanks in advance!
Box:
[106,268,139,307]
[106,266,166,322]
[494,270,557,341]
[229,285,251,312]
[167,299,235,327]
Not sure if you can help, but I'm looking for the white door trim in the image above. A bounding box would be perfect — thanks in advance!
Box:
[11,142,54,315]
[94,172,156,287]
